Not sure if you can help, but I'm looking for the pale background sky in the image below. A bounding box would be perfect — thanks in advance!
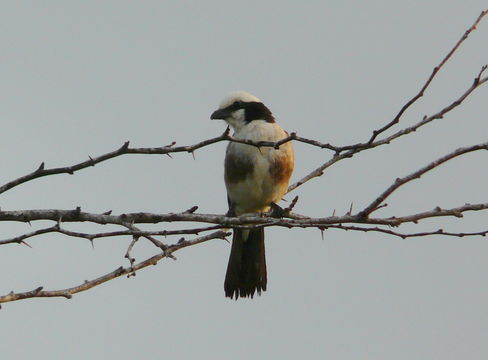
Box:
[1,1,487,359]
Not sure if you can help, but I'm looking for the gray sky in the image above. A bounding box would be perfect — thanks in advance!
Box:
[1,1,488,359]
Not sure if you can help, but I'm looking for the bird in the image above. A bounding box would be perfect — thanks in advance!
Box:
[210,91,294,299]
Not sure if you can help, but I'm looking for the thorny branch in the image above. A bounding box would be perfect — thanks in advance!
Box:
[358,142,488,217]
[323,224,488,240]
[0,230,230,304]
[366,9,488,145]
[287,62,488,193]
[0,10,487,304]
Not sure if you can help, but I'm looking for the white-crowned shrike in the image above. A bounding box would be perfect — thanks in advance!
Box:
[211,91,294,299]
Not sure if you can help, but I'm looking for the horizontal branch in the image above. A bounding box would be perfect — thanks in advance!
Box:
[0,128,344,196]
[1,202,488,230]
[0,223,224,247]
[326,224,488,239]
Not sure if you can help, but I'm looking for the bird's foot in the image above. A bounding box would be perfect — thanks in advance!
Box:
[269,202,286,218]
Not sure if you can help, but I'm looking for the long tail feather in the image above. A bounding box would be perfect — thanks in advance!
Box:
[224,228,267,299]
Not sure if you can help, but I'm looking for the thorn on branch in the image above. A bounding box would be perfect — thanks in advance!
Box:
[347,202,354,216]
[121,141,130,151]
[103,210,112,215]
[284,196,299,213]
[184,206,199,214]
[36,162,45,172]
[474,64,488,85]
[376,203,388,211]
[114,266,125,276]
[319,227,325,240]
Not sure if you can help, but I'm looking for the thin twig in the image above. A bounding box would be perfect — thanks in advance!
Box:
[326,224,488,239]
[0,224,223,246]
[366,9,488,144]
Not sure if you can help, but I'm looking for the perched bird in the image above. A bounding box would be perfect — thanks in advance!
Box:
[210,91,294,299]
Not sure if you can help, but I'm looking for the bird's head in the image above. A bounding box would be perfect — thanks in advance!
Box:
[210,91,275,132]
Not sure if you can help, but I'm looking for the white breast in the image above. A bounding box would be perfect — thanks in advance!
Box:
[225,120,294,215]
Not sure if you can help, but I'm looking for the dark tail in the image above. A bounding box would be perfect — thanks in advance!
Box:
[224,228,267,299]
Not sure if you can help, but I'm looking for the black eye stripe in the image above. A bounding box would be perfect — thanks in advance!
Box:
[222,101,275,123]
[225,100,244,112]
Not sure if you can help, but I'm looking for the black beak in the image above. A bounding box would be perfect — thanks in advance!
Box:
[210,108,230,120]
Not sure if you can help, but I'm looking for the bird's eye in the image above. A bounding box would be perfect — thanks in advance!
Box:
[233,100,243,107]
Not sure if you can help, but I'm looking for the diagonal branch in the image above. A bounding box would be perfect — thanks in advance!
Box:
[287,66,488,193]
[0,131,229,195]
[358,141,488,217]
[0,230,230,304]
[366,9,488,144]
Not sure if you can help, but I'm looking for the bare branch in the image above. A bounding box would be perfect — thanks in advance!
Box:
[0,223,224,246]
[358,141,488,217]
[124,236,138,272]
[366,9,488,144]
[287,66,488,193]
[0,132,227,195]
[3,202,487,304]
[0,225,59,246]
[370,203,488,226]
[0,11,486,305]
[1,201,487,305]
[1,63,485,199]
[325,224,488,239]
[1,202,488,229]
[0,230,230,304]
[122,223,167,251]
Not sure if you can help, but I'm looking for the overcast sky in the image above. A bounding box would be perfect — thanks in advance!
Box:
[1,1,488,359]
